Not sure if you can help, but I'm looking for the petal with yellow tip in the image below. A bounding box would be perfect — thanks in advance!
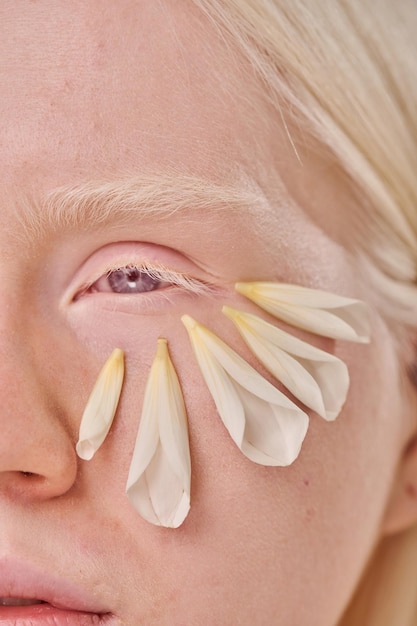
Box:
[223,306,349,420]
[126,339,191,529]
[76,348,125,461]
[181,315,309,466]
[235,282,370,343]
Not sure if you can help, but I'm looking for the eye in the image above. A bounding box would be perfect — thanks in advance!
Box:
[73,256,214,305]
[65,242,221,317]
[90,265,171,295]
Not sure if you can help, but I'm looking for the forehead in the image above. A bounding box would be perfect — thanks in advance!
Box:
[0,0,277,189]
[0,0,357,266]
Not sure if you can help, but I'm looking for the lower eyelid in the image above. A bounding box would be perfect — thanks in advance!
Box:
[70,285,204,317]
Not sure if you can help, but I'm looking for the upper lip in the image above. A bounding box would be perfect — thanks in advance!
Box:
[0,556,110,614]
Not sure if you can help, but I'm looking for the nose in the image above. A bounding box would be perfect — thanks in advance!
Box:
[0,334,78,502]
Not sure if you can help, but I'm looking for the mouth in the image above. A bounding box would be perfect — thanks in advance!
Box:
[0,558,115,625]
[0,597,112,624]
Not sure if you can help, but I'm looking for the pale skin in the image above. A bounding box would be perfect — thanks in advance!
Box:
[1,1,417,625]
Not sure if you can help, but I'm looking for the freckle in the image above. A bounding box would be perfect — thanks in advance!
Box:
[406,484,417,499]
[305,508,315,523]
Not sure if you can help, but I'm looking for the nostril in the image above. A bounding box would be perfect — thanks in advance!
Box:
[0,435,78,499]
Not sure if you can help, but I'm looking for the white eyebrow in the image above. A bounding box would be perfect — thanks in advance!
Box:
[20,172,270,237]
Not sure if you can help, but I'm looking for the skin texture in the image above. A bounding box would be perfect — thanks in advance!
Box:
[0,1,416,624]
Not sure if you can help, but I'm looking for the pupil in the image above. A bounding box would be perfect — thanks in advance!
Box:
[108,267,159,293]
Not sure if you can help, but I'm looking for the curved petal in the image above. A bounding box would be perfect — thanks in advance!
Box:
[181,315,309,466]
[76,348,125,460]
[126,339,191,528]
[223,307,349,420]
[235,282,371,343]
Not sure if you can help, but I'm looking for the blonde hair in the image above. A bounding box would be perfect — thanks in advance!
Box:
[190,1,417,624]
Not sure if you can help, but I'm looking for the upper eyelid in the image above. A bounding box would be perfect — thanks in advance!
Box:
[128,262,213,295]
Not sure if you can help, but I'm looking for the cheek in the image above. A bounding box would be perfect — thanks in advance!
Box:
[66,295,405,624]
[158,331,403,625]
[195,327,402,619]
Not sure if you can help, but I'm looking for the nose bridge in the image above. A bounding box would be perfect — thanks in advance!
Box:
[0,337,50,433]
[0,300,45,402]
[0,299,78,500]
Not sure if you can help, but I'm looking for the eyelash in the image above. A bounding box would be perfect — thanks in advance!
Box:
[75,260,214,300]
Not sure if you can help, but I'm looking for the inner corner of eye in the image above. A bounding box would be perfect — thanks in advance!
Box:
[72,283,92,301]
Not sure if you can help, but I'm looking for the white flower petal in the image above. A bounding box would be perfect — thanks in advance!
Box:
[76,348,125,461]
[181,315,309,466]
[223,306,349,420]
[235,282,371,343]
[126,338,191,529]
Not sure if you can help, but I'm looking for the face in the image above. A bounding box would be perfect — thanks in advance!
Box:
[0,2,415,625]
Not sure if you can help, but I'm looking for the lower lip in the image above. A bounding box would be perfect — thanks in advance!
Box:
[0,603,110,625]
